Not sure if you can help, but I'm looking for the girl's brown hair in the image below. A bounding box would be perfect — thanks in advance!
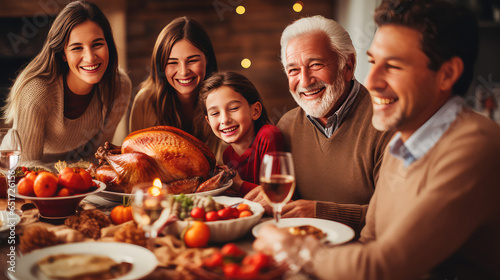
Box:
[199,71,272,132]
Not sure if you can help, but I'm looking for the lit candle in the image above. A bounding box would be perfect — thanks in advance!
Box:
[148,178,162,196]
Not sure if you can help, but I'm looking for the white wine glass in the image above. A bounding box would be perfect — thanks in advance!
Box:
[0,128,21,175]
[131,179,173,251]
[259,151,295,225]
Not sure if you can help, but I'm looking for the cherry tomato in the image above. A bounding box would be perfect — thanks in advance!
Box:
[223,263,240,279]
[190,207,206,220]
[242,252,270,270]
[230,207,240,219]
[221,243,245,258]
[238,263,259,279]
[205,211,219,221]
[218,208,232,220]
[203,252,223,268]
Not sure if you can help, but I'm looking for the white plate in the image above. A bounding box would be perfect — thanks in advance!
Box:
[98,179,232,202]
[0,210,21,232]
[7,242,158,280]
[252,218,355,245]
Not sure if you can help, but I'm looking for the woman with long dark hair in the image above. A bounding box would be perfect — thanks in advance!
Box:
[3,0,131,167]
[130,17,224,162]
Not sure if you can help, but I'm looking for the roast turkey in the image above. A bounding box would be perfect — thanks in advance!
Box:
[90,126,233,194]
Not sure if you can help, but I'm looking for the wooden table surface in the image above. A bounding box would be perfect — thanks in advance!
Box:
[0,195,267,280]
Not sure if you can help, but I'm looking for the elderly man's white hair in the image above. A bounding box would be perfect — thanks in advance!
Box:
[280,15,356,74]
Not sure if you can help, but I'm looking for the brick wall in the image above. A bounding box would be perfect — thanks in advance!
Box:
[126,0,335,123]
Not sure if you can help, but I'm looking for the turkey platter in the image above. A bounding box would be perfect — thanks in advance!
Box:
[89,126,234,194]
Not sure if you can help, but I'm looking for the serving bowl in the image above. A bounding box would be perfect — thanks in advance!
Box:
[15,180,106,219]
[170,196,265,243]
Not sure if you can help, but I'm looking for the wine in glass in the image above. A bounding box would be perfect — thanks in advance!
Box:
[0,128,21,174]
[259,152,295,224]
[131,178,173,250]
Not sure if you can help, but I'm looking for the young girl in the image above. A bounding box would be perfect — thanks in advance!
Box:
[3,1,131,168]
[200,72,285,196]
[129,17,225,162]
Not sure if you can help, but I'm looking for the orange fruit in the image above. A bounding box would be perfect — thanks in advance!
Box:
[78,169,94,190]
[56,188,72,197]
[18,177,35,196]
[184,221,210,248]
[34,172,58,197]
[239,210,253,218]
[237,203,251,212]
[25,171,40,182]
[58,167,88,193]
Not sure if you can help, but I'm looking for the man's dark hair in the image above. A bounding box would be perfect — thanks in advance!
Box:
[374,0,478,97]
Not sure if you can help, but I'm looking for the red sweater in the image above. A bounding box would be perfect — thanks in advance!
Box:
[223,125,285,196]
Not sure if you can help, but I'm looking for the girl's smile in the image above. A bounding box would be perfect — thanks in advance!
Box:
[205,86,261,155]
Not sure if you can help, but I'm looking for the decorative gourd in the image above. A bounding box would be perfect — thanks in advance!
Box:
[110,198,133,225]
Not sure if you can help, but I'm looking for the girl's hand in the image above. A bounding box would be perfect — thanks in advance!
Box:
[220,165,243,192]
[230,170,243,193]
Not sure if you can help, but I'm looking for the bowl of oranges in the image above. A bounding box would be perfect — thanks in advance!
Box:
[15,167,106,219]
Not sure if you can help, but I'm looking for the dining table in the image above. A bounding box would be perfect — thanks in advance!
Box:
[0,194,316,280]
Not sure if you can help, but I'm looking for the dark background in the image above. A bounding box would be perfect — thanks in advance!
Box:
[1,0,499,131]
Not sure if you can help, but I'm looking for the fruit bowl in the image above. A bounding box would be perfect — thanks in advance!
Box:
[170,196,265,243]
[15,180,106,219]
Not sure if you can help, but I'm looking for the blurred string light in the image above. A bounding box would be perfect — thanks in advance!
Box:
[236,5,246,15]
[241,58,251,68]
[293,1,303,12]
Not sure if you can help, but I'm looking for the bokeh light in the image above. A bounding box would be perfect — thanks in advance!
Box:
[236,6,246,15]
[241,58,251,68]
[293,1,303,12]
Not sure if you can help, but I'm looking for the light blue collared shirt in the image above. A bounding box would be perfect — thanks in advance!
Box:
[307,80,361,138]
[389,96,464,167]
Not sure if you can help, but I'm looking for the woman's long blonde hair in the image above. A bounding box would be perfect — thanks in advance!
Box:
[137,16,218,140]
[3,0,120,124]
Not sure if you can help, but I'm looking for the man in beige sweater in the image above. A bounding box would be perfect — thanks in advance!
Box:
[254,0,500,279]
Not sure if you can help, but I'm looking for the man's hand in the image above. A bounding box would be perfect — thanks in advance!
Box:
[282,199,315,218]
[243,186,273,215]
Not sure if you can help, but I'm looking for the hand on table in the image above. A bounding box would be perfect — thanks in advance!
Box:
[244,189,316,218]
[282,200,315,218]
[243,186,273,215]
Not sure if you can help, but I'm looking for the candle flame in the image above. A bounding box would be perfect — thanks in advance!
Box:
[148,178,162,196]
[153,178,162,188]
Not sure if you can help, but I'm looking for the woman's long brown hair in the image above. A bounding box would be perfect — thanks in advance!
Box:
[4,0,120,123]
[136,16,218,140]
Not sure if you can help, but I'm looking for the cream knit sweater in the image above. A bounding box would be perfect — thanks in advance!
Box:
[11,70,131,169]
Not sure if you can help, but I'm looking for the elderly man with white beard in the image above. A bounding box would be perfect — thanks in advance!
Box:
[245,15,393,234]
